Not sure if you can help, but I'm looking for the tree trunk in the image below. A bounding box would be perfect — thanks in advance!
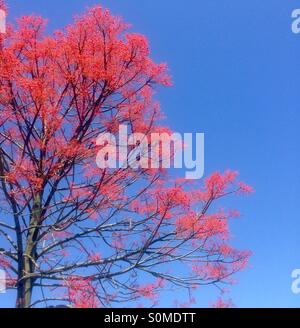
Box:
[16,193,41,308]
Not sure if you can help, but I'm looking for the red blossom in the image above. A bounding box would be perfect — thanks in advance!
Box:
[212,298,235,308]
[65,276,99,308]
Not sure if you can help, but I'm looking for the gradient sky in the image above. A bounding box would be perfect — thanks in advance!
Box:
[1,0,300,308]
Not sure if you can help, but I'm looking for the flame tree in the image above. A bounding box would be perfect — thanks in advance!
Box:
[0,4,252,308]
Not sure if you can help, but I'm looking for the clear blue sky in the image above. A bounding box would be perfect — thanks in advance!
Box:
[1,0,300,308]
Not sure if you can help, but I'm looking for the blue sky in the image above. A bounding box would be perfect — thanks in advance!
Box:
[1,0,300,308]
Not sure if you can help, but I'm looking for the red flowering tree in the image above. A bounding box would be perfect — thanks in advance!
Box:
[0,4,252,308]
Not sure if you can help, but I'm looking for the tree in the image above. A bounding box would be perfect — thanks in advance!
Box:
[0,3,252,308]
